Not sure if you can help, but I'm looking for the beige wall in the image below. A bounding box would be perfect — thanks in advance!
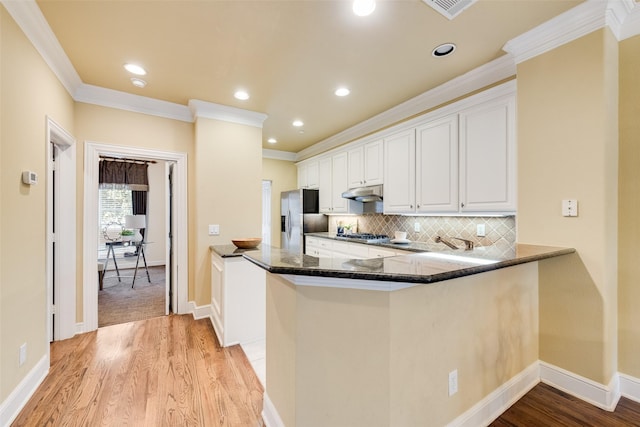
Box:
[266,262,538,426]
[517,29,619,383]
[618,34,640,378]
[193,118,262,305]
[74,103,194,315]
[0,7,75,401]
[262,158,297,248]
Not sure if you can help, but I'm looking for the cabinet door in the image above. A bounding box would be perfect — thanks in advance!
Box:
[368,246,397,258]
[415,115,458,213]
[383,129,416,214]
[297,164,308,189]
[363,140,383,185]
[459,97,516,212]
[210,255,225,343]
[318,157,333,213]
[331,152,349,213]
[347,146,364,188]
[307,161,319,189]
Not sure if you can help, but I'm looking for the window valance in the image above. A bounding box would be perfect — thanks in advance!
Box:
[99,160,149,191]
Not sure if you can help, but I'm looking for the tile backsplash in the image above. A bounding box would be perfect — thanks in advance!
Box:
[330,214,516,250]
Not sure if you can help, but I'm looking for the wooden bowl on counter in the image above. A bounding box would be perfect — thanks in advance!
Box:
[231,238,262,249]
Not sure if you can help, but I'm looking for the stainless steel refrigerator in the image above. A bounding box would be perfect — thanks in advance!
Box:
[281,189,328,254]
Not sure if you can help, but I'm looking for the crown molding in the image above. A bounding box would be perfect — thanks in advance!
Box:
[75,84,193,122]
[503,0,640,64]
[188,100,268,129]
[1,0,82,96]
[296,54,516,161]
[262,149,297,161]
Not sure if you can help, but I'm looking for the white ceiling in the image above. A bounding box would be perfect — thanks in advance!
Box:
[23,1,591,152]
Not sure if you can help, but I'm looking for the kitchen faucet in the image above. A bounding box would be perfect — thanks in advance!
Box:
[435,236,458,250]
[435,236,475,251]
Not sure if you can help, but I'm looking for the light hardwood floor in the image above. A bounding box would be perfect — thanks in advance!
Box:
[12,315,264,426]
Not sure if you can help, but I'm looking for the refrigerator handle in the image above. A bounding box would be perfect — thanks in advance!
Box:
[287,210,292,240]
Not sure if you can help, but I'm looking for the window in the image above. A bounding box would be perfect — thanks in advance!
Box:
[98,188,132,246]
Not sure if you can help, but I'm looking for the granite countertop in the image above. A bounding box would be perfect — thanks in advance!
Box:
[242,244,575,287]
[210,244,263,258]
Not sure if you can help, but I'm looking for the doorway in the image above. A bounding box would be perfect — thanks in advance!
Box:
[83,142,188,333]
[96,157,171,327]
[46,117,76,342]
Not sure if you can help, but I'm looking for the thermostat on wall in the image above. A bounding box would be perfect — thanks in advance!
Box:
[22,171,38,185]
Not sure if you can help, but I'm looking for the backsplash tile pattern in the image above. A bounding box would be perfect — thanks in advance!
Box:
[330,215,516,251]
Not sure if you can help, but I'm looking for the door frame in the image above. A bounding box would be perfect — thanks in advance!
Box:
[46,117,76,341]
[83,142,188,332]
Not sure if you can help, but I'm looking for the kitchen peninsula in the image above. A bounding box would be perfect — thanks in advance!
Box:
[243,244,574,427]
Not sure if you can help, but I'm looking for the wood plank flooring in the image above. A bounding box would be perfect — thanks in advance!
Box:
[13,312,640,426]
[12,315,264,427]
[491,382,640,426]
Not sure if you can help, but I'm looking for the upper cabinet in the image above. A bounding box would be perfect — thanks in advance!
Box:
[458,97,516,213]
[318,152,362,214]
[297,160,319,189]
[383,130,416,213]
[298,82,516,216]
[347,139,383,188]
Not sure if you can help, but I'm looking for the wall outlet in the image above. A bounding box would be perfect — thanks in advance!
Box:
[19,343,27,367]
[448,369,458,396]
[208,224,220,236]
[414,222,421,232]
[562,199,578,217]
[476,224,486,237]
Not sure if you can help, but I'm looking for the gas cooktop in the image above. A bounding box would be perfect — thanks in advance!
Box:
[335,233,390,243]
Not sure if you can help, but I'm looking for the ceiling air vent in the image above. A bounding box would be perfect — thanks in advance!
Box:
[422,0,477,20]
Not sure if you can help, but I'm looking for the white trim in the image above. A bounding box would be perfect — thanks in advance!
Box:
[262,392,286,427]
[74,84,193,123]
[280,274,419,292]
[84,142,189,332]
[619,373,640,403]
[75,322,86,334]
[447,362,540,427]
[620,1,640,40]
[188,301,213,321]
[539,361,620,411]
[296,55,516,161]
[0,355,49,427]
[1,0,82,97]
[46,117,77,342]
[188,99,268,129]
[262,149,296,161]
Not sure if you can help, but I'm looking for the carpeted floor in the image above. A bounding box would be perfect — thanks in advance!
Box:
[98,266,167,327]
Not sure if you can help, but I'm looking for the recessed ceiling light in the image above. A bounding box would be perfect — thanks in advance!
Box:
[267,138,277,144]
[124,63,147,76]
[432,43,456,57]
[353,0,376,16]
[292,120,304,127]
[335,87,350,97]
[234,90,250,100]
[131,78,147,88]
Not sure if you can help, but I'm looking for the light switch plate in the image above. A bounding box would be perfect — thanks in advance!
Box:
[562,199,578,217]
[208,224,220,235]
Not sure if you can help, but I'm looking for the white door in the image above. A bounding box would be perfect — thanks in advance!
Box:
[331,152,348,213]
[363,139,384,186]
[416,115,459,213]
[383,129,416,214]
[318,157,333,213]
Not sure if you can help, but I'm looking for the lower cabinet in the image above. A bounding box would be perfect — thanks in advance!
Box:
[306,236,411,258]
[211,252,266,347]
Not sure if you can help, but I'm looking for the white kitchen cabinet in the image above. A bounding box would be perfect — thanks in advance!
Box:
[306,236,405,259]
[415,115,459,213]
[459,96,516,213]
[297,160,319,189]
[368,246,397,258]
[210,252,266,347]
[383,129,416,213]
[319,153,363,214]
[347,139,383,188]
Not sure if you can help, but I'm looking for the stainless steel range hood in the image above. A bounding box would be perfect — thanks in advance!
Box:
[341,185,383,203]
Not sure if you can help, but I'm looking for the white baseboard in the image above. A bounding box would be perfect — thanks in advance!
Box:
[619,373,640,403]
[539,361,620,411]
[447,361,540,427]
[188,301,212,321]
[75,322,85,334]
[0,355,49,427]
[262,392,286,427]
